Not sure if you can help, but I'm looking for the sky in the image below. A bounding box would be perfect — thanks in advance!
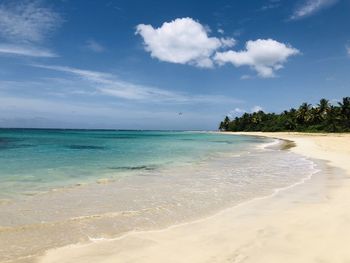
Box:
[0,0,349,130]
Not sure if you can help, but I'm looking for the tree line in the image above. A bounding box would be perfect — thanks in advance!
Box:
[219,97,350,132]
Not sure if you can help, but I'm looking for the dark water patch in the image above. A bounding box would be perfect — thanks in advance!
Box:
[129,134,172,138]
[108,165,157,171]
[96,135,139,139]
[15,144,35,148]
[0,145,34,150]
[211,140,237,144]
[0,137,24,144]
[92,134,174,140]
[66,145,106,150]
[143,134,170,137]
[0,137,27,150]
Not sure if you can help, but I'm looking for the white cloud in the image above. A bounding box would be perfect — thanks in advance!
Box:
[136,18,299,77]
[214,39,299,78]
[0,43,57,57]
[135,17,235,68]
[261,3,280,11]
[218,28,224,34]
[0,94,227,130]
[290,0,338,20]
[33,64,173,101]
[0,1,61,58]
[220,37,236,48]
[251,105,263,112]
[346,44,350,56]
[0,0,62,43]
[31,64,241,104]
[228,105,264,117]
[228,108,245,118]
[261,0,281,11]
[85,39,105,53]
[240,74,253,80]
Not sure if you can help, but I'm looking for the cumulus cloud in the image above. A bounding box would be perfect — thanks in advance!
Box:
[220,37,236,48]
[135,17,235,68]
[214,39,300,78]
[290,0,338,20]
[136,18,299,77]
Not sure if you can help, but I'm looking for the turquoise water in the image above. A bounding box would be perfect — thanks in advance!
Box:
[1,129,322,262]
[0,129,262,199]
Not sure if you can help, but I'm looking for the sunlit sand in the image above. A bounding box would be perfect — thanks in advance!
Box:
[38,133,350,263]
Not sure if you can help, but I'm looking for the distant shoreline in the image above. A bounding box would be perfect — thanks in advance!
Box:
[219,97,350,133]
[221,131,350,170]
[221,131,349,158]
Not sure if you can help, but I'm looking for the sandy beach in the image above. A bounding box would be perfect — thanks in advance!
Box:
[37,132,350,263]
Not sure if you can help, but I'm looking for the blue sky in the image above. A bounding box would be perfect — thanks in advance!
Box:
[0,0,349,130]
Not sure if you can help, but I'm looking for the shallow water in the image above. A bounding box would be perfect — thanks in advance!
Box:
[0,129,259,200]
[0,130,319,262]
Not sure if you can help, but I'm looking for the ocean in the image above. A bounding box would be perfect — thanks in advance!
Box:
[0,129,318,262]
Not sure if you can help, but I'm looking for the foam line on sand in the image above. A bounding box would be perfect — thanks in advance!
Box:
[38,132,350,263]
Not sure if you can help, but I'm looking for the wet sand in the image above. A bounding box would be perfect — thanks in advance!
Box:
[36,132,350,263]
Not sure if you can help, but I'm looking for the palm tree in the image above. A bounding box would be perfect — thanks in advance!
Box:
[219,116,230,131]
[325,105,340,132]
[338,97,350,129]
[316,98,330,121]
[219,97,349,132]
[296,102,312,126]
[281,109,296,130]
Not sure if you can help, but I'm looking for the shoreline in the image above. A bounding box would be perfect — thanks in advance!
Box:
[227,132,350,171]
[37,132,350,263]
[2,133,299,263]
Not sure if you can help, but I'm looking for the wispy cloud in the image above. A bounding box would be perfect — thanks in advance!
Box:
[0,43,57,57]
[346,44,350,56]
[290,0,338,20]
[0,0,61,57]
[240,74,254,80]
[228,108,245,118]
[0,0,62,43]
[31,64,241,104]
[0,76,238,129]
[0,93,226,130]
[85,39,105,53]
[260,0,281,11]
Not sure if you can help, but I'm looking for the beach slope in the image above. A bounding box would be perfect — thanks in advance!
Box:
[38,132,350,263]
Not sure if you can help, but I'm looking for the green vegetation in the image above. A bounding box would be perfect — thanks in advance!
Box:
[219,97,350,132]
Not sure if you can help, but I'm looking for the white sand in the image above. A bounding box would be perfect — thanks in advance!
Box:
[38,132,350,263]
